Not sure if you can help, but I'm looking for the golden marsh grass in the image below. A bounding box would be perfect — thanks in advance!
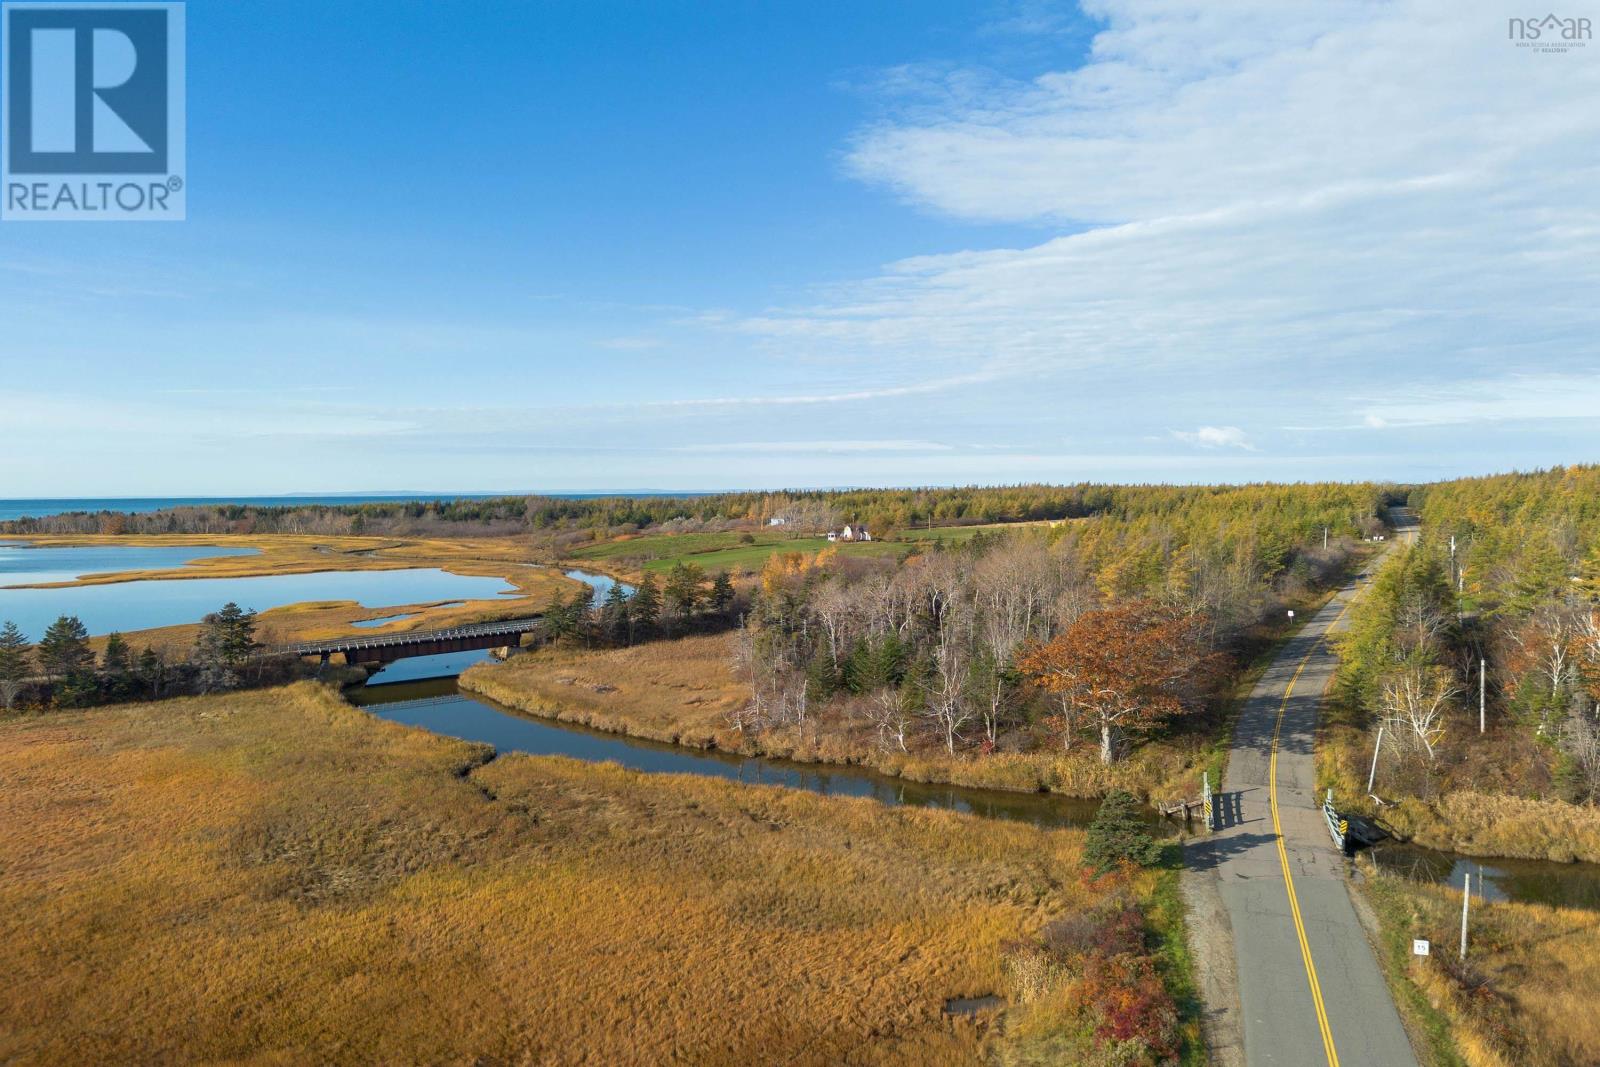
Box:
[0,683,1123,1065]
[1367,873,1600,1067]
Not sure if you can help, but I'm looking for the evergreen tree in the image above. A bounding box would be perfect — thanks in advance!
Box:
[194,603,257,691]
[571,585,596,640]
[845,633,904,695]
[101,633,134,702]
[54,669,101,708]
[630,573,661,640]
[708,570,736,615]
[101,632,131,672]
[1508,537,1569,615]
[1084,790,1162,874]
[806,645,839,703]
[598,581,630,645]
[37,615,92,678]
[542,592,579,643]
[663,562,705,620]
[210,603,258,666]
[136,647,167,699]
[0,620,31,711]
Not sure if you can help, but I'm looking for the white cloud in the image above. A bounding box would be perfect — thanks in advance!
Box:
[1357,373,1600,428]
[730,0,1600,453]
[1170,425,1254,450]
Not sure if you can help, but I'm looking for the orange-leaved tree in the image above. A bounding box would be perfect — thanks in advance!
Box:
[1020,600,1217,764]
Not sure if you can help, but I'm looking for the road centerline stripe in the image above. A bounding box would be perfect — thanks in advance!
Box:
[1267,596,1355,1067]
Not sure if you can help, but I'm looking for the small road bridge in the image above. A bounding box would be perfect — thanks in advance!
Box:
[281,617,542,666]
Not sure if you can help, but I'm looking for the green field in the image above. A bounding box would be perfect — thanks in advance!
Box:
[566,529,909,574]
[892,520,1060,543]
[563,520,1069,574]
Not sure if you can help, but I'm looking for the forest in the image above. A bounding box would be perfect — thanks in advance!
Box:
[0,480,1394,545]
[727,482,1387,774]
[1329,465,1600,855]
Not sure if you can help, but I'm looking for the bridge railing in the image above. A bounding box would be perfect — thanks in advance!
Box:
[279,615,543,656]
[1324,788,1349,852]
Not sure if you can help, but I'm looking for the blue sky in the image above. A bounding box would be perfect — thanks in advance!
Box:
[2,0,1598,495]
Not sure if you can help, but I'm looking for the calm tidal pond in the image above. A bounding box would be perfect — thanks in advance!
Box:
[0,542,520,637]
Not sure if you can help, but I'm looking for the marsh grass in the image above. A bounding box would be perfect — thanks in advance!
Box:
[1363,869,1600,1066]
[0,683,1148,1066]
[5,532,554,586]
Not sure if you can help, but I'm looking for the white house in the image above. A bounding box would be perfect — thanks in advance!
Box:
[767,516,787,526]
[827,523,871,542]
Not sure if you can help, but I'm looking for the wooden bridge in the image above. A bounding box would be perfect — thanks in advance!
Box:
[282,616,543,666]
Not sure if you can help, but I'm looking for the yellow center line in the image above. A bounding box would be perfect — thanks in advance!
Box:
[1268,594,1356,1067]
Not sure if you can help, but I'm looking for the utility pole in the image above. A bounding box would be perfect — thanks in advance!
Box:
[1368,724,1384,794]
[1460,871,1472,960]
[1480,658,1487,735]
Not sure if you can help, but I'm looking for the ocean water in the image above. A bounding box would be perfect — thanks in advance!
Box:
[0,492,710,523]
[0,495,509,523]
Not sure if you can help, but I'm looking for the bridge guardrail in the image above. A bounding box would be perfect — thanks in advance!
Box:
[1324,788,1348,852]
[280,616,543,655]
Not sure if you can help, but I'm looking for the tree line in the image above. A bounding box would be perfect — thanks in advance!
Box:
[538,565,739,648]
[732,484,1375,764]
[1336,464,1600,803]
[0,603,288,711]
[1,480,1395,544]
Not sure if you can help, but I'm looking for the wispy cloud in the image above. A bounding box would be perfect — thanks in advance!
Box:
[1170,426,1254,450]
[1357,373,1600,428]
[729,0,1600,459]
[631,372,996,409]
[669,439,955,454]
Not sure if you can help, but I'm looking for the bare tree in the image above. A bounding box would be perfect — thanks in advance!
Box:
[864,685,914,753]
[810,579,856,670]
[1559,705,1600,803]
[1508,601,1582,733]
[1395,588,1450,659]
[1378,663,1458,762]
[971,539,1055,740]
[921,598,977,755]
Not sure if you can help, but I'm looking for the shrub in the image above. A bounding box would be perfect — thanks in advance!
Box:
[1077,953,1181,1059]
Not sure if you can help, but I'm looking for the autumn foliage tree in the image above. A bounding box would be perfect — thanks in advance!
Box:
[1021,601,1217,764]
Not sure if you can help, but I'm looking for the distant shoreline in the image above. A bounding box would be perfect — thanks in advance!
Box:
[0,492,716,523]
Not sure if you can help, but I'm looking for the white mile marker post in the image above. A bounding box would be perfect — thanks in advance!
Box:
[1460,871,1471,960]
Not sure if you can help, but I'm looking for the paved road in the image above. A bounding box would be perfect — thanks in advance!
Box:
[1188,530,1418,1067]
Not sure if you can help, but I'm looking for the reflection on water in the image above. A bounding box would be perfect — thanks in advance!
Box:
[362,648,498,684]
[564,568,633,598]
[1369,842,1600,912]
[351,671,1122,831]
[0,541,258,588]
[0,551,518,637]
[352,612,420,629]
